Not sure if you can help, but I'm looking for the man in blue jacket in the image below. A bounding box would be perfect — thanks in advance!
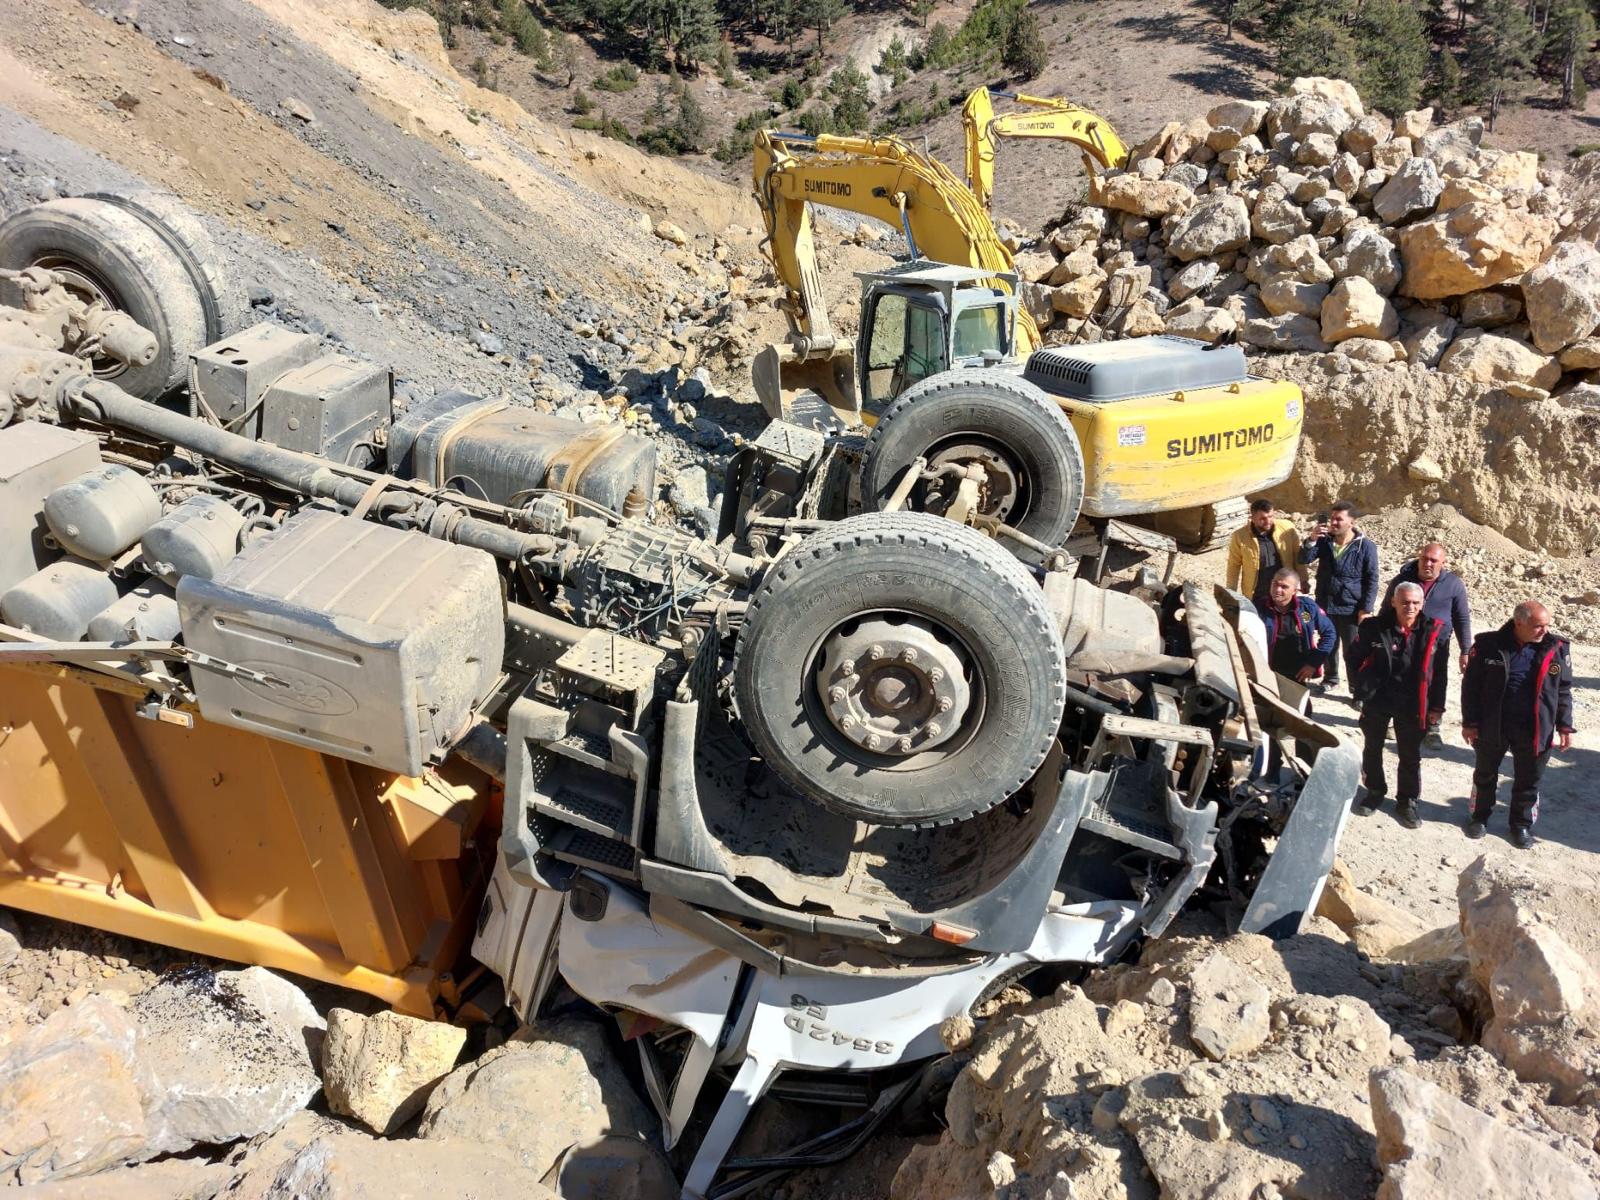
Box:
[1258,568,1337,683]
[1384,543,1473,750]
[1461,600,1577,849]
[1300,500,1380,695]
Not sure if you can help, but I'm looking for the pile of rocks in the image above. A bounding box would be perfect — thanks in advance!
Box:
[888,855,1600,1200]
[1014,76,1600,401]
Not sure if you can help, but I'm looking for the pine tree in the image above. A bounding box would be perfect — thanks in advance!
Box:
[801,0,847,54]
[1356,0,1430,114]
[1546,0,1595,108]
[828,61,871,132]
[1430,46,1464,111]
[1276,7,1359,84]
[1001,6,1048,80]
[909,0,936,28]
[1461,0,1537,128]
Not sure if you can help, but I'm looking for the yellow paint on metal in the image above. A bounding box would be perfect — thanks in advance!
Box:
[0,664,492,1016]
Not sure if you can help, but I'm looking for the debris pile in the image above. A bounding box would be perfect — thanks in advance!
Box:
[1010,76,1600,557]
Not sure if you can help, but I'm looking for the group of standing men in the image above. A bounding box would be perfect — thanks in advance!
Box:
[1227,499,1576,849]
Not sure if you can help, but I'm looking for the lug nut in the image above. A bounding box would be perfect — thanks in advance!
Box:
[929,667,945,683]
[937,696,953,713]
[829,686,846,703]
[840,716,857,730]
[840,658,856,675]
[926,723,942,738]
[864,733,881,750]
[900,647,918,663]
[867,644,885,660]
[896,736,913,752]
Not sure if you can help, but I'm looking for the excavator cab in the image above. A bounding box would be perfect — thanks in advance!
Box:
[857,263,1018,416]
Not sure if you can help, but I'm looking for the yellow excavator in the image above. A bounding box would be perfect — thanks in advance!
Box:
[960,87,1132,212]
[750,128,1303,551]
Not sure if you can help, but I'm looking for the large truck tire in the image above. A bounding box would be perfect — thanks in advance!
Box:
[734,511,1066,827]
[861,369,1085,561]
[0,194,230,399]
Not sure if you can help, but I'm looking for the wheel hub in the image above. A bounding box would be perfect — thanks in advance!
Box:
[817,617,971,756]
[924,441,1021,522]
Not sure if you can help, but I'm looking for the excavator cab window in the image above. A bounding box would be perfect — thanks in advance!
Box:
[952,304,1007,361]
[864,291,948,407]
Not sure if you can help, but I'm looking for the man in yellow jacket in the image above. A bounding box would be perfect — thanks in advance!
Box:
[1227,498,1305,608]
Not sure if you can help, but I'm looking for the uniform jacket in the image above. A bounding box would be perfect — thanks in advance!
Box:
[1383,562,1472,647]
[1260,595,1337,675]
[1300,528,1379,617]
[1226,518,1304,599]
[1461,622,1576,753]
[1352,609,1446,724]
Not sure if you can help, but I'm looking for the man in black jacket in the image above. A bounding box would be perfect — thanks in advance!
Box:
[1300,500,1380,694]
[1383,543,1473,750]
[1351,582,1446,829]
[1461,601,1577,849]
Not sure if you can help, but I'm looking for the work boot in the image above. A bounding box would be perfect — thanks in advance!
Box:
[1396,800,1421,829]
[1355,792,1384,816]
[1510,827,1535,850]
[1423,723,1445,751]
[1464,818,1486,840]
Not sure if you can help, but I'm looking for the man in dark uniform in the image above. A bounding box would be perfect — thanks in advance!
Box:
[1258,568,1336,684]
[1351,582,1446,830]
[1384,542,1473,750]
[1461,600,1577,849]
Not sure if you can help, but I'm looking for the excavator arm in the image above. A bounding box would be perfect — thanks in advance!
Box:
[752,129,1039,420]
[962,88,1131,213]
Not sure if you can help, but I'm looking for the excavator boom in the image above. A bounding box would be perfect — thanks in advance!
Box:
[962,88,1131,212]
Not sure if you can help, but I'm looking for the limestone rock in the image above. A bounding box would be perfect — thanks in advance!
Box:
[1243,313,1330,352]
[1459,290,1521,329]
[1373,158,1443,225]
[131,967,324,1157]
[323,1009,466,1136]
[1206,99,1268,149]
[1322,277,1398,343]
[1168,259,1219,302]
[1438,176,1503,212]
[1314,860,1430,955]
[0,910,18,968]
[418,1018,659,1178]
[1164,306,1237,342]
[1344,113,1393,156]
[1252,189,1313,244]
[1479,148,1540,193]
[1416,117,1484,172]
[1329,227,1403,295]
[1290,75,1365,118]
[1296,132,1339,167]
[1187,951,1271,1061]
[1522,240,1600,353]
[1397,203,1558,299]
[1261,276,1329,318]
[1558,336,1600,369]
[1168,194,1252,261]
[1052,274,1106,318]
[1092,173,1194,219]
[1341,336,1396,364]
[1249,235,1334,285]
[1401,308,1457,367]
[1372,138,1413,173]
[1011,248,1058,284]
[1437,330,1561,390]
[1370,1069,1595,1200]
[1395,107,1433,140]
[0,998,148,1186]
[1406,454,1444,481]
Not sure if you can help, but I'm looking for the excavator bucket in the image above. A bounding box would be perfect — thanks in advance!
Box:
[753,340,860,429]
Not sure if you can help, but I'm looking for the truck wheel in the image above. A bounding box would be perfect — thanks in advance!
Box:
[861,369,1085,560]
[0,196,220,398]
[734,512,1066,827]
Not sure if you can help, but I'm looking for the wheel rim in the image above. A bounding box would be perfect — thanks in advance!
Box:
[916,433,1030,525]
[33,255,133,382]
[810,611,980,765]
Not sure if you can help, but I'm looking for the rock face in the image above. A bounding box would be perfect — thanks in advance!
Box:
[1437,330,1561,391]
[0,998,148,1186]
[1369,1069,1596,1200]
[131,967,324,1157]
[418,1018,662,1180]
[1522,241,1600,352]
[1397,204,1558,299]
[322,1009,467,1136]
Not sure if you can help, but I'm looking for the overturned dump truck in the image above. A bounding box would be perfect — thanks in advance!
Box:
[0,197,1358,1199]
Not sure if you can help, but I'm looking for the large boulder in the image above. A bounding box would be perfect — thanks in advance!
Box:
[1395,107,1433,140]
[0,998,149,1186]
[1167,259,1219,302]
[1314,860,1431,956]
[1206,99,1268,149]
[1322,277,1398,343]
[1329,227,1403,295]
[1261,276,1329,318]
[1400,308,1458,367]
[1417,117,1485,171]
[1522,241,1600,353]
[1051,274,1107,318]
[1243,313,1331,352]
[1437,330,1561,390]
[1344,112,1393,156]
[1252,188,1313,244]
[323,1009,467,1136]
[1289,75,1365,118]
[1247,234,1334,285]
[1479,148,1540,193]
[1397,203,1559,299]
[1372,158,1443,225]
[1164,306,1237,342]
[1091,173,1195,219]
[1369,1069,1595,1200]
[418,1018,660,1180]
[1186,951,1271,1061]
[1167,194,1252,261]
[130,967,324,1158]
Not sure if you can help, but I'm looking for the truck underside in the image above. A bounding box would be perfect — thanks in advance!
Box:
[0,196,1356,1198]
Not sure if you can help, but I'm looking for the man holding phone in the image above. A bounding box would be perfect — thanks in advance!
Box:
[1300,500,1379,696]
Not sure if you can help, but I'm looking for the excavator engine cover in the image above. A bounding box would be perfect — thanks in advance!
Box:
[1023,336,1248,401]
